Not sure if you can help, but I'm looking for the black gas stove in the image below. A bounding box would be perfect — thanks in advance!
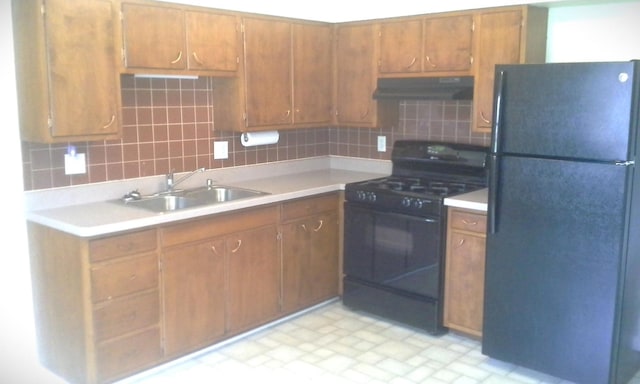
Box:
[342,140,488,334]
[345,141,488,217]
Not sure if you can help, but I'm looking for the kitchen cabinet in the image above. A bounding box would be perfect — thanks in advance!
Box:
[214,18,333,131]
[335,23,398,128]
[378,14,473,75]
[12,0,121,143]
[121,2,240,75]
[242,17,293,128]
[472,6,548,132]
[281,193,340,314]
[160,205,279,355]
[292,22,334,126]
[28,224,161,383]
[443,208,487,338]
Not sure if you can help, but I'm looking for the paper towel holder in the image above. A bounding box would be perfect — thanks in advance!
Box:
[240,131,280,147]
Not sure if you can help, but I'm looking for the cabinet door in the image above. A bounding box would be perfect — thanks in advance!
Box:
[186,11,240,72]
[473,10,522,132]
[444,231,486,337]
[243,18,292,128]
[292,23,333,125]
[423,15,473,72]
[162,239,226,356]
[335,24,377,126]
[122,3,186,70]
[378,19,422,74]
[45,0,120,138]
[227,225,280,332]
[307,212,339,304]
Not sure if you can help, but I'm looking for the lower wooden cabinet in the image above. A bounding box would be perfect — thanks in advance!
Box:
[28,194,341,383]
[443,208,487,338]
[281,193,340,313]
[28,224,162,384]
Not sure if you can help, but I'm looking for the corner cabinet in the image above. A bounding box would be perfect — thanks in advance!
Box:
[121,2,241,76]
[12,0,122,143]
[28,224,161,384]
[335,23,398,128]
[281,193,340,314]
[443,208,487,338]
[378,14,473,76]
[472,6,548,132]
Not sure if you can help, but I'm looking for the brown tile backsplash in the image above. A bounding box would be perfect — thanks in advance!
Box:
[21,76,489,191]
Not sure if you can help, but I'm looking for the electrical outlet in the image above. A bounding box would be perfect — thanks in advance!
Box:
[213,141,229,159]
[64,153,86,175]
[377,136,386,152]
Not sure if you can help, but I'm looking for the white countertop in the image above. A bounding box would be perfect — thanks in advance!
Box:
[444,188,488,212]
[25,157,390,237]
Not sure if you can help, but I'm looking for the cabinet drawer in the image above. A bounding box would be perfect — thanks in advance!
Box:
[91,253,159,302]
[449,210,487,234]
[96,327,162,382]
[281,193,338,221]
[93,291,160,341]
[90,229,157,262]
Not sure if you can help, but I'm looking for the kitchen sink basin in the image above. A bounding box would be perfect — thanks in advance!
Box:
[115,185,269,213]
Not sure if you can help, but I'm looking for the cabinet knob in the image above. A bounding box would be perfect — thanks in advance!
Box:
[426,55,437,68]
[231,240,242,253]
[170,51,183,64]
[313,220,324,232]
[406,56,417,69]
[102,114,116,130]
[192,51,204,66]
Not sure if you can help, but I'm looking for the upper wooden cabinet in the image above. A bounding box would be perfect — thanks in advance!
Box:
[12,0,121,143]
[335,23,398,128]
[214,17,333,131]
[472,6,548,132]
[378,14,473,76]
[121,2,240,75]
[242,17,293,128]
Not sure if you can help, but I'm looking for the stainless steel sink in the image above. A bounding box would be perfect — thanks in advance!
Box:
[115,186,269,213]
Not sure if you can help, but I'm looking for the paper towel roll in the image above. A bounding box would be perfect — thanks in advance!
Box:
[240,131,279,147]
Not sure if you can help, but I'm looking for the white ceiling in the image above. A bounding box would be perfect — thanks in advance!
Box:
[164,0,617,22]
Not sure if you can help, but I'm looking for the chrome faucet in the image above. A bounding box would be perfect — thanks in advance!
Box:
[165,167,206,192]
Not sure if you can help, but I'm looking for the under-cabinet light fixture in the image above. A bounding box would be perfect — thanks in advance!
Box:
[133,74,199,80]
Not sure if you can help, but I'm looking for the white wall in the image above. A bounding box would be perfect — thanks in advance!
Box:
[547,1,640,62]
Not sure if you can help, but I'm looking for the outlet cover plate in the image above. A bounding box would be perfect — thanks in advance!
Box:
[64,153,86,175]
[377,136,386,152]
[213,141,229,159]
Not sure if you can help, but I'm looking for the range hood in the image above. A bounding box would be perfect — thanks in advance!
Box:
[372,76,474,100]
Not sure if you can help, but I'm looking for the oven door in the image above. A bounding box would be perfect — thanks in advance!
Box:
[343,203,442,299]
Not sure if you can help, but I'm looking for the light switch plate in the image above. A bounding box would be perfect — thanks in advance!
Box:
[213,141,229,159]
[377,136,386,152]
[64,153,86,175]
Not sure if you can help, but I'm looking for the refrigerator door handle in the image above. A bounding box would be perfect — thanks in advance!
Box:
[488,154,500,234]
[490,70,506,154]
[614,160,635,166]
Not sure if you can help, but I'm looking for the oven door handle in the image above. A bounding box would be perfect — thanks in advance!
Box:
[379,210,439,224]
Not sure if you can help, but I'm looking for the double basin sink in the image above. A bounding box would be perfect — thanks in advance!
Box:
[116,185,269,213]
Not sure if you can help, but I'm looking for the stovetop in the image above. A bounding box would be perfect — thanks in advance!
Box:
[345,141,488,216]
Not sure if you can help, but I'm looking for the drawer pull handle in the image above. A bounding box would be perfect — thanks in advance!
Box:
[192,51,204,65]
[102,114,116,130]
[170,51,183,64]
[300,224,307,232]
[426,55,437,68]
[456,238,465,247]
[231,240,242,253]
[406,56,417,69]
[210,245,219,255]
[313,220,323,232]
[462,219,478,226]
[480,111,491,124]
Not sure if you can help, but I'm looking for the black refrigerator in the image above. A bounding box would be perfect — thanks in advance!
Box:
[483,60,640,384]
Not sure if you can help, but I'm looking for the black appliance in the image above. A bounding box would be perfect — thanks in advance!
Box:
[372,76,474,100]
[342,140,488,334]
[484,60,640,384]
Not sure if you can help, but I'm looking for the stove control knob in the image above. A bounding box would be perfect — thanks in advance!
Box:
[356,191,366,200]
[367,192,377,202]
[413,199,423,209]
[402,197,412,207]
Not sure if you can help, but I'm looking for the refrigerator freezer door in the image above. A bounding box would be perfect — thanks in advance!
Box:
[492,61,637,162]
[483,155,629,383]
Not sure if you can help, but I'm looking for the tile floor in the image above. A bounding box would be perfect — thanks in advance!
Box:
[117,300,634,384]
